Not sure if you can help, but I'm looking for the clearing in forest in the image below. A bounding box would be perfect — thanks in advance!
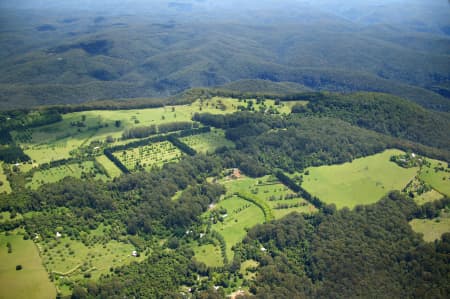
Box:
[220,174,316,218]
[410,208,450,242]
[419,158,450,197]
[193,243,224,268]
[210,195,265,260]
[301,149,419,209]
[180,129,234,154]
[39,224,145,297]
[113,141,182,171]
[26,161,108,189]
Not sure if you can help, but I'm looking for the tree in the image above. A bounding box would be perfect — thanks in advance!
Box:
[71,286,87,299]
[105,135,114,143]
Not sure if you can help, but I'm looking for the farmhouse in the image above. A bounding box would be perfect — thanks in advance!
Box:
[231,168,241,179]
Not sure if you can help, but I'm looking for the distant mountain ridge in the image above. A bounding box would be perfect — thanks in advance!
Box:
[0,1,448,110]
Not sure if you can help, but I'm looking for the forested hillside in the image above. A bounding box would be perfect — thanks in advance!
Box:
[238,193,450,298]
[0,1,449,110]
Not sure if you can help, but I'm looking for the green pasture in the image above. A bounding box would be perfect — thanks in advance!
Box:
[180,129,234,154]
[41,237,142,280]
[211,195,265,260]
[220,174,316,218]
[419,158,450,197]
[26,161,108,189]
[11,97,306,167]
[0,164,11,194]
[193,244,223,268]
[301,149,418,209]
[13,98,240,164]
[114,141,182,171]
[202,96,304,114]
[39,231,145,296]
[414,190,444,205]
[0,230,56,299]
[410,209,450,242]
[95,155,122,178]
[0,212,23,224]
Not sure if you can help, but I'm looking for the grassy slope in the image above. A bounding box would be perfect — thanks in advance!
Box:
[95,155,122,178]
[193,244,223,268]
[180,129,234,154]
[15,98,239,164]
[27,161,108,189]
[0,212,23,223]
[211,196,265,260]
[0,231,56,299]
[414,190,444,206]
[202,174,317,262]
[419,158,450,197]
[302,149,418,209]
[41,238,143,280]
[410,210,450,242]
[221,175,316,218]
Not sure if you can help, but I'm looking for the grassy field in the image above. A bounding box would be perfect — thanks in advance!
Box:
[39,228,145,296]
[26,161,108,189]
[12,97,305,168]
[180,129,235,154]
[210,195,265,260]
[12,98,240,165]
[207,169,314,266]
[41,238,143,280]
[419,158,450,197]
[220,175,316,219]
[0,212,23,223]
[410,209,450,242]
[0,164,11,194]
[0,230,56,299]
[95,155,123,178]
[200,96,302,115]
[113,141,183,171]
[193,244,223,267]
[414,190,444,206]
[301,149,419,209]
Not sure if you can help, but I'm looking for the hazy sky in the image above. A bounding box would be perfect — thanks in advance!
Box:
[1,0,447,11]
[0,0,449,29]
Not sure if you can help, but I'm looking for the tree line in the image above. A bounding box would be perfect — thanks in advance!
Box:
[122,121,196,139]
